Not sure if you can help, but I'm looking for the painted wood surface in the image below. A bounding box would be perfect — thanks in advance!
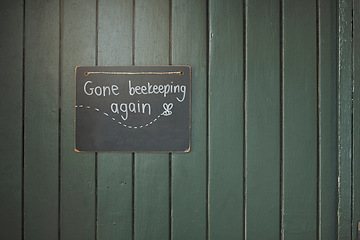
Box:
[353,1,360,239]
[60,1,96,239]
[1,0,356,239]
[319,0,337,239]
[283,0,318,239]
[24,1,60,239]
[337,0,353,239]
[0,0,23,239]
[208,0,244,239]
[97,0,133,239]
[245,0,280,239]
[171,0,207,239]
[134,0,170,239]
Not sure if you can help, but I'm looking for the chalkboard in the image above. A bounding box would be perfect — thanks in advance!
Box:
[75,66,191,152]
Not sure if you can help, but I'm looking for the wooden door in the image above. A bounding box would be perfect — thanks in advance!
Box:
[0,0,358,239]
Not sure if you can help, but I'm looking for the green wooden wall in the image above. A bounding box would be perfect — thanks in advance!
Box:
[0,0,358,239]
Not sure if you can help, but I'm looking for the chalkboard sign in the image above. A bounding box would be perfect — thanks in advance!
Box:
[75,66,191,152]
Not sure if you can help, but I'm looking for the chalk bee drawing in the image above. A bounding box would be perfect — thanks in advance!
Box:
[162,103,173,116]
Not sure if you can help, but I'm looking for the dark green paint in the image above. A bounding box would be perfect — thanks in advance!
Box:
[97,154,133,239]
[283,0,318,239]
[0,0,23,239]
[246,0,280,238]
[337,0,353,239]
[24,1,60,239]
[60,1,96,239]
[0,1,356,239]
[97,0,133,239]
[134,0,170,239]
[353,1,360,239]
[171,0,207,239]
[209,0,244,239]
[319,0,337,239]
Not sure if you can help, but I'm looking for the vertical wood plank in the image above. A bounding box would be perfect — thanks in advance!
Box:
[352,0,360,239]
[134,0,170,239]
[0,1,23,239]
[24,0,59,238]
[60,0,96,239]
[208,0,244,239]
[171,0,207,239]
[245,0,280,238]
[337,0,353,239]
[318,0,337,239]
[282,0,317,239]
[97,0,133,239]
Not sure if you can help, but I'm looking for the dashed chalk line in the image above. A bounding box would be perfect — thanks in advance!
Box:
[76,104,164,129]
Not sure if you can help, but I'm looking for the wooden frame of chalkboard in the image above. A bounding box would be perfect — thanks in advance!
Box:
[74,65,191,152]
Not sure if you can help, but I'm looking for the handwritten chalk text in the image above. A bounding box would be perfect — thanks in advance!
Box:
[110,101,151,121]
[128,80,186,102]
[83,80,119,96]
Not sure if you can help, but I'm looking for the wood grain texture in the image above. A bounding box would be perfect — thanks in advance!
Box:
[318,0,337,239]
[282,0,317,239]
[23,0,59,238]
[245,0,280,238]
[97,0,133,238]
[352,0,360,239]
[337,0,353,239]
[171,0,207,239]
[208,0,244,239]
[97,154,133,239]
[0,1,351,239]
[60,0,96,239]
[134,0,170,239]
[0,1,23,239]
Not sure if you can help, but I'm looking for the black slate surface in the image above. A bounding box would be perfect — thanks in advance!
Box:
[75,65,191,152]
